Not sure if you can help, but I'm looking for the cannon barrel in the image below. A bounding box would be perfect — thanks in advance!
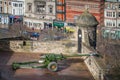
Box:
[65,52,100,58]
[40,52,100,59]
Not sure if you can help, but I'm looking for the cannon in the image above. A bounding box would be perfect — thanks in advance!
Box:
[12,52,100,72]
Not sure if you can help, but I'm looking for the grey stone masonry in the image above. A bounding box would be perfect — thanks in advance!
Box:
[0,40,78,55]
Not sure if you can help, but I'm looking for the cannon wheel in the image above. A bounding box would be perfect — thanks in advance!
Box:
[47,62,58,72]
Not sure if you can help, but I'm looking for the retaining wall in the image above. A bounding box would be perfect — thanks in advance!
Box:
[82,44,108,80]
[0,40,77,55]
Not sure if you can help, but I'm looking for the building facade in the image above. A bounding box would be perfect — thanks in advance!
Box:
[11,1,24,15]
[66,0,104,26]
[9,0,25,24]
[0,0,12,25]
[56,0,66,21]
[9,0,24,24]
[0,0,24,25]
[104,0,120,27]
[24,0,56,30]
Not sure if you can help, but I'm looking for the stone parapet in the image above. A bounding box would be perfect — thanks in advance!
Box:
[82,44,108,80]
[0,40,77,55]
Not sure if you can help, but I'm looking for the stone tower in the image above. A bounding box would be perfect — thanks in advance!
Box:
[76,10,99,52]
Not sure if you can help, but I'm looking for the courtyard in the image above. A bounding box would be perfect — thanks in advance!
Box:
[0,51,94,80]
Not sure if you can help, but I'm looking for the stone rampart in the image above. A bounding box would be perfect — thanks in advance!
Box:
[0,40,77,55]
[82,44,108,80]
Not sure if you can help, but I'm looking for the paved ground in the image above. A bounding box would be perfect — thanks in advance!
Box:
[0,51,94,80]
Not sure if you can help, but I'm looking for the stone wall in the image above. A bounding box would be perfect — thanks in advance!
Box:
[0,40,11,51]
[0,40,109,80]
[0,40,77,55]
[82,44,108,80]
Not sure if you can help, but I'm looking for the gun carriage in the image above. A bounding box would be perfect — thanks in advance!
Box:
[12,53,99,72]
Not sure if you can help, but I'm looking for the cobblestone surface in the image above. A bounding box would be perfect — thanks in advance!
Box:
[0,51,94,80]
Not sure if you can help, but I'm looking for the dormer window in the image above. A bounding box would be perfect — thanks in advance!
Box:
[27,3,32,12]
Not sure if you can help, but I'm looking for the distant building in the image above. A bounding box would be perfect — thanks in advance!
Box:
[104,0,120,27]
[11,0,24,15]
[0,0,12,25]
[24,0,56,30]
[0,0,24,25]
[65,0,104,26]
[9,0,24,24]
[55,0,66,21]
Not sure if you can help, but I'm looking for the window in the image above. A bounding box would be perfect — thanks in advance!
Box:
[119,23,120,27]
[35,1,46,13]
[29,5,31,11]
[0,7,2,13]
[29,22,31,26]
[19,9,22,15]
[110,12,112,17]
[113,12,115,17]
[106,12,115,18]
[106,21,113,27]
[4,2,6,5]
[49,7,53,13]
[19,4,22,7]
[107,4,110,9]
[13,9,15,15]
[24,22,27,25]
[0,1,2,4]
[15,3,18,7]
[110,23,112,26]
[36,5,45,13]
[28,3,32,11]
[119,4,120,9]
[119,12,120,17]
[106,22,108,26]
[13,3,15,6]
[106,12,108,17]
[8,2,10,5]
[48,5,53,13]
[113,23,115,27]
[0,18,1,22]
[30,23,32,26]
